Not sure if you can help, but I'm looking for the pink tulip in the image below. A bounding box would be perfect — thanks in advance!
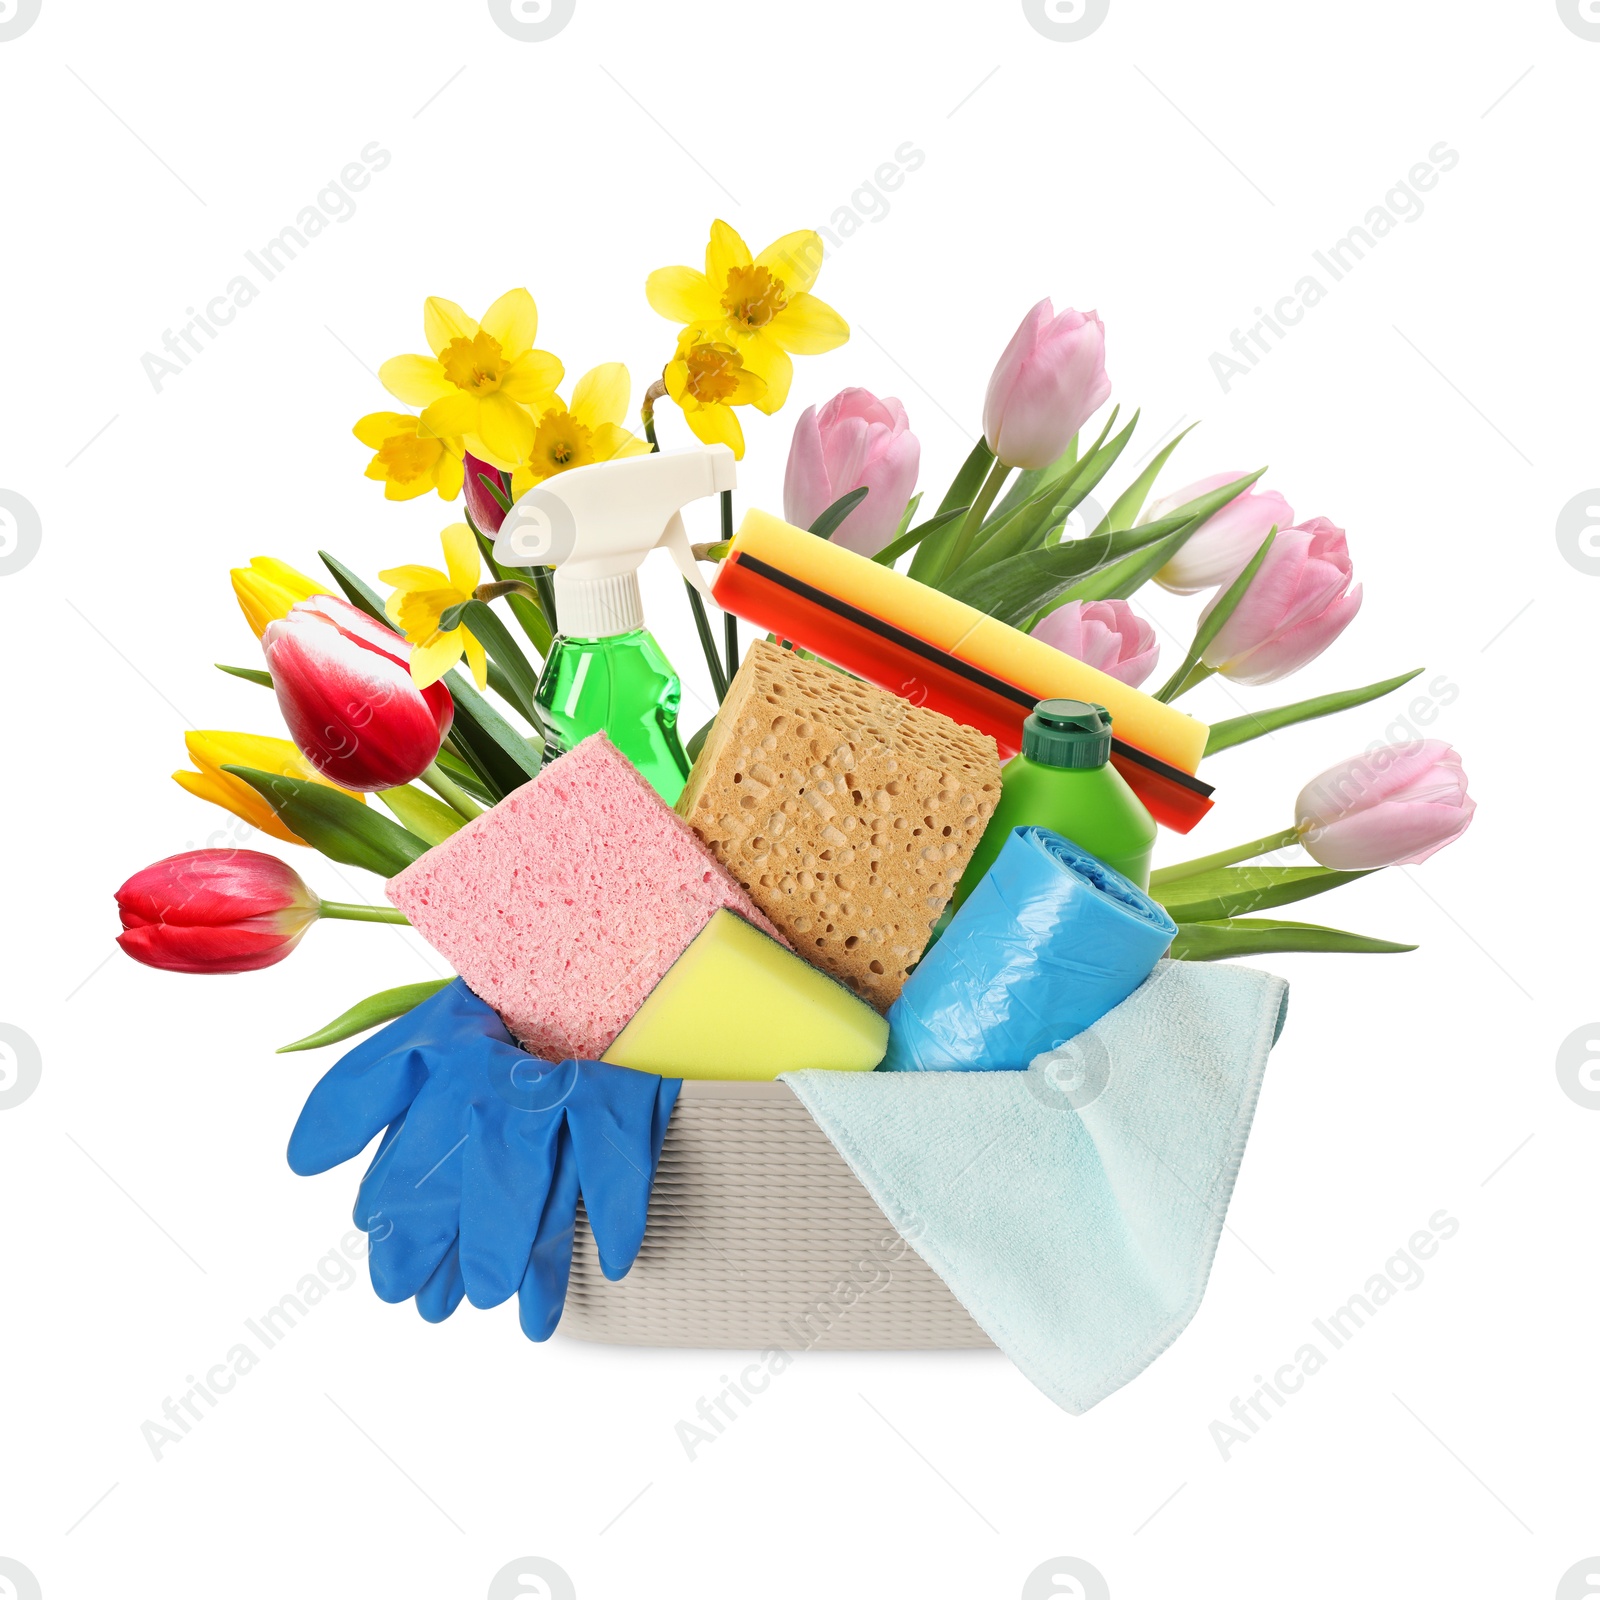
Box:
[1295,742,1474,869]
[1148,473,1296,595]
[116,850,320,974]
[783,389,921,556]
[1031,599,1159,688]
[1199,517,1361,685]
[982,300,1111,471]
[462,451,508,536]
[263,595,453,791]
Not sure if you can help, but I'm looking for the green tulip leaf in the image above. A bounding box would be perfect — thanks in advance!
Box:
[319,550,392,626]
[943,522,1174,627]
[1154,864,1372,924]
[989,435,1078,522]
[808,487,870,540]
[908,504,974,581]
[456,599,542,725]
[1169,916,1417,961]
[432,746,495,805]
[216,662,274,688]
[1203,668,1425,755]
[277,978,453,1053]
[1090,422,1201,538]
[472,527,552,659]
[955,410,1138,578]
[982,409,1115,534]
[377,783,465,846]
[872,505,965,567]
[223,766,431,877]
[1153,528,1276,702]
[444,669,543,800]
[893,492,923,538]
[936,438,995,516]
[475,470,513,513]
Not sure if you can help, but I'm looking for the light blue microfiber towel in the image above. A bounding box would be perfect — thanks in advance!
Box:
[782,960,1290,1413]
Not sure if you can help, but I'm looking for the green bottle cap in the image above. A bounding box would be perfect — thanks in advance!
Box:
[1022,699,1113,769]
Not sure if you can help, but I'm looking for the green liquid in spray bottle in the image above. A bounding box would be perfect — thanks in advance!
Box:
[535,626,690,804]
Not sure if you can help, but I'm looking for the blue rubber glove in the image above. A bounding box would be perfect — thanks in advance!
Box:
[287,980,679,1337]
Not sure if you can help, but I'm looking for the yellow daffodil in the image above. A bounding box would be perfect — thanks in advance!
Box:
[662,328,767,458]
[509,364,652,499]
[175,730,366,846]
[646,221,848,414]
[354,411,465,502]
[231,557,328,639]
[378,289,563,470]
[380,523,488,691]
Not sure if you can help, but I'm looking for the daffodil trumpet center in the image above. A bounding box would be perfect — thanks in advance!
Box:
[530,411,593,473]
[376,433,440,483]
[440,331,511,395]
[720,264,787,331]
[682,341,745,405]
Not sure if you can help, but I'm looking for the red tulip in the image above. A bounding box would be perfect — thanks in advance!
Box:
[116,850,319,974]
[462,451,509,536]
[262,595,453,791]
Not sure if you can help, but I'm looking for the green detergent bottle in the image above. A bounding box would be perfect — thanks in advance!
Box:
[492,443,738,804]
[951,698,1156,908]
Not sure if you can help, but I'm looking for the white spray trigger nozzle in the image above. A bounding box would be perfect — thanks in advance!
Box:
[492,444,734,639]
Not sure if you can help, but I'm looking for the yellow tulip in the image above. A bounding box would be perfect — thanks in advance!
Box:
[662,328,767,459]
[174,731,366,846]
[231,557,328,639]
[646,221,848,414]
[509,364,652,500]
[354,411,465,502]
[377,289,563,471]
[380,523,488,691]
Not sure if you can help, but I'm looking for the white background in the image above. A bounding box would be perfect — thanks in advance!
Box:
[1,1,1595,1596]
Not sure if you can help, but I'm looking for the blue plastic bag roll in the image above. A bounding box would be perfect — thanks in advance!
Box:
[881,826,1178,1072]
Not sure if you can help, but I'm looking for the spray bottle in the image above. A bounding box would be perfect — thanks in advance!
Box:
[492,444,735,802]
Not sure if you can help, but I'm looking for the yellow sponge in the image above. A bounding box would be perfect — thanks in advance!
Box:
[602,910,888,1079]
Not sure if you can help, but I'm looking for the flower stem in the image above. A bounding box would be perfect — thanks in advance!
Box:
[720,489,738,684]
[1157,660,1218,703]
[421,760,484,821]
[939,457,1011,581]
[318,902,411,924]
[1148,826,1302,889]
[686,583,729,701]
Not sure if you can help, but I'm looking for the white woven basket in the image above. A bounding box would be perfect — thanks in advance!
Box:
[560,1080,990,1349]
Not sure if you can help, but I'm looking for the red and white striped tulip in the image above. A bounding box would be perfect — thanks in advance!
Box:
[262,595,453,791]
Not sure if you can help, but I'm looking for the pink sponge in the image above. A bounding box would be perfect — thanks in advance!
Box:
[386,733,787,1060]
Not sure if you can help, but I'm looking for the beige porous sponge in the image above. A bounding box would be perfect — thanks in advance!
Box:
[676,639,1001,1008]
